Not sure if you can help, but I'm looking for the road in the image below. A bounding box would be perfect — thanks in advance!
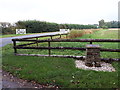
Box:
[1,32,60,47]
[0,32,61,88]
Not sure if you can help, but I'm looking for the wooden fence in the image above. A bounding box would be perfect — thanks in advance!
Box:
[12,34,120,62]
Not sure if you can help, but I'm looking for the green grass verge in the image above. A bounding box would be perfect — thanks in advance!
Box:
[2,29,120,88]
[0,33,33,38]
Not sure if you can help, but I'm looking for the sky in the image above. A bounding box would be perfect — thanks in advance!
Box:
[0,0,119,24]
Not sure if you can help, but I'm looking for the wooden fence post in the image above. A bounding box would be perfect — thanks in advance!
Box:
[13,40,17,54]
[50,36,53,39]
[85,44,101,67]
[48,41,51,56]
[36,38,38,47]
[60,34,61,38]
[90,42,92,44]
[66,34,68,38]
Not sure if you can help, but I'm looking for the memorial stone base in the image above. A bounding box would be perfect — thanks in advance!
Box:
[85,44,101,67]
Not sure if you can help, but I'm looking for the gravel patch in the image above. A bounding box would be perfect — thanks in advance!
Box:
[75,60,116,72]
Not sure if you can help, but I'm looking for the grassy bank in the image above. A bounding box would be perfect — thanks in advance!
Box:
[2,29,120,88]
[0,33,33,38]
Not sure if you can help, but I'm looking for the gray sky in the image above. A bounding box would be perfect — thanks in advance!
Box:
[0,0,119,24]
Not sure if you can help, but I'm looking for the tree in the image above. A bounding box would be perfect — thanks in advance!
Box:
[99,19,105,28]
[59,24,67,29]
[15,20,59,33]
[99,20,119,28]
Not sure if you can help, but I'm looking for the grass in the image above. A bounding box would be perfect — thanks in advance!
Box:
[2,29,120,88]
[0,33,32,38]
[75,29,119,59]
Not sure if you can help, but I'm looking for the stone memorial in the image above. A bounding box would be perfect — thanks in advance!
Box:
[85,44,101,67]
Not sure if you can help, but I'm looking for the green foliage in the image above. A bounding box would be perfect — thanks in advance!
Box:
[15,20,97,33]
[15,20,59,33]
[101,25,108,29]
[2,27,15,35]
[99,19,119,28]
[1,20,98,35]
[99,19,105,28]
[0,22,16,35]
[62,24,97,29]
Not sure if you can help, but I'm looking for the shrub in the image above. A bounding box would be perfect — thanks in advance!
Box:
[2,27,15,35]
[102,26,108,29]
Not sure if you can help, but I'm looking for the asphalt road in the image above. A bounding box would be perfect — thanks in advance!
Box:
[0,32,61,88]
[1,32,60,47]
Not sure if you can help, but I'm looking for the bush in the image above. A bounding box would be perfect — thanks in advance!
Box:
[16,20,59,33]
[102,26,108,29]
[2,27,15,35]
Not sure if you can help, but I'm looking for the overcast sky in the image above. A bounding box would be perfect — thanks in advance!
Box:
[0,0,119,24]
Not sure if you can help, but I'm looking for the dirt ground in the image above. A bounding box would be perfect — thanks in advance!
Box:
[2,70,58,89]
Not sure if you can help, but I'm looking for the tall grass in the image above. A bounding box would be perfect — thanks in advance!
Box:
[68,29,101,38]
[68,30,83,38]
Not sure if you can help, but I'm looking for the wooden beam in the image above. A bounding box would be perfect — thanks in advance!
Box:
[13,40,17,53]
[48,41,51,55]
[12,39,120,42]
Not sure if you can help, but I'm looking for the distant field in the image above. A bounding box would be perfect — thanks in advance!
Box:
[2,29,120,88]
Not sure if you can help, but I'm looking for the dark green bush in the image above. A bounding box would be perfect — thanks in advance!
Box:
[102,25,108,29]
[2,27,15,35]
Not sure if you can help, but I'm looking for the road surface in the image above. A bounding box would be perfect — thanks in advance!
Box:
[0,32,61,88]
[1,32,60,47]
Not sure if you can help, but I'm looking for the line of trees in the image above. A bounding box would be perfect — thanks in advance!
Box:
[1,19,120,34]
[99,19,120,28]
[15,20,97,33]
[15,20,59,33]
[59,24,97,30]
[1,20,98,34]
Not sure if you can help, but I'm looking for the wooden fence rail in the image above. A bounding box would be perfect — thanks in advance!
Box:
[12,38,120,42]
[14,46,120,52]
